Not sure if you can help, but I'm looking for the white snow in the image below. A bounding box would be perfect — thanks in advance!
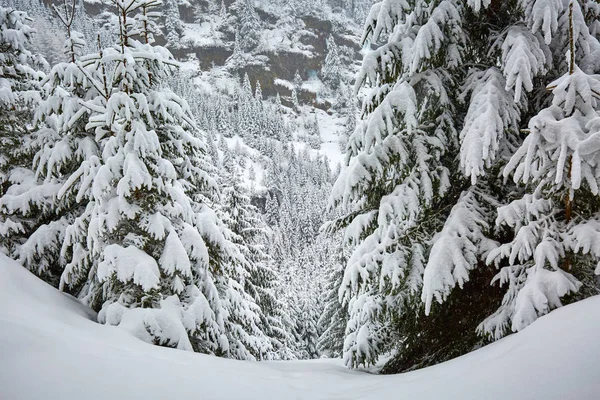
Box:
[1,253,600,399]
[97,244,160,291]
[274,78,295,91]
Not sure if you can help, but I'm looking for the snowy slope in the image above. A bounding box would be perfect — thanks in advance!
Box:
[1,255,599,399]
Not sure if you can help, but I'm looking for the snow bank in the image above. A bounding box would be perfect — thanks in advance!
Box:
[1,254,599,399]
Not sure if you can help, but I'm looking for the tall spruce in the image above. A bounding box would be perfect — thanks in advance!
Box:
[321,34,343,89]
[483,1,600,339]
[217,167,291,359]
[0,5,46,268]
[164,0,184,48]
[237,0,260,51]
[1,0,281,359]
[329,0,600,369]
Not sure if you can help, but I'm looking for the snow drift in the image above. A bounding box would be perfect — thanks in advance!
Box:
[1,253,598,400]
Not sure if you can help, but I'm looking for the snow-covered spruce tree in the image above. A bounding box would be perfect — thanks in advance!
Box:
[299,295,321,359]
[321,34,343,89]
[292,69,302,109]
[235,74,261,139]
[236,0,260,51]
[317,234,349,358]
[307,114,321,150]
[217,168,292,359]
[483,2,600,340]
[0,6,45,192]
[164,0,184,48]
[6,0,271,358]
[88,0,256,357]
[0,4,89,285]
[254,80,262,102]
[329,0,600,369]
[293,69,303,89]
[220,0,228,19]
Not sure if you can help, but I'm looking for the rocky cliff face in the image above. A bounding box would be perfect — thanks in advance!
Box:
[76,0,362,109]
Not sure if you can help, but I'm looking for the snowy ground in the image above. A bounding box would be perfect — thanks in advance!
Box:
[1,253,599,400]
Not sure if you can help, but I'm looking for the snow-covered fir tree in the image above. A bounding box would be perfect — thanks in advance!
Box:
[0,5,46,261]
[292,69,302,109]
[218,167,293,359]
[484,1,600,339]
[321,34,342,89]
[0,5,45,190]
[220,0,228,19]
[317,234,349,357]
[1,0,289,360]
[0,3,87,285]
[298,294,321,358]
[293,69,303,89]
[254,80,263,102]
[329,0,600,369]
[164,0,185,48]
[237,0,260,51]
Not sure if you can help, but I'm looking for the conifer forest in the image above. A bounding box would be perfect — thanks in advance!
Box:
[1,0,600,399]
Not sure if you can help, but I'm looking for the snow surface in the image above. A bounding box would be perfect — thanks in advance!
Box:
[1,253,599,400]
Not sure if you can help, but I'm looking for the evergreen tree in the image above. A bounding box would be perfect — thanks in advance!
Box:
[264,191,279,226]
[0,3,86,285]
[308,114,321,150]
[483,2,600,339]
[330,0,600,369]
[1,0,277,359]
[299,295,320,359]
[317,235,349,357]
[164,0,185,48]
[292,70,302,110]
[219,168,291,359]
[0,5,46,259]
[232,29,243,57]
[293,69,303,89]
[0,6,45,190]
[242,72,252,95]
[238,0,260,51]
[254,80,263,102]
[220,0,228,20]
[321,34,343,89]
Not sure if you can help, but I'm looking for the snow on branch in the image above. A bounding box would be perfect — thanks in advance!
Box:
[97,244,160,291]
[501,26,547,102]
[361,0,411,44]
[459,67,521,184]
[421,189,494,315]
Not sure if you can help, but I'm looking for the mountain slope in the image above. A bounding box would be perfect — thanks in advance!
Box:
[1,254,599,400]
